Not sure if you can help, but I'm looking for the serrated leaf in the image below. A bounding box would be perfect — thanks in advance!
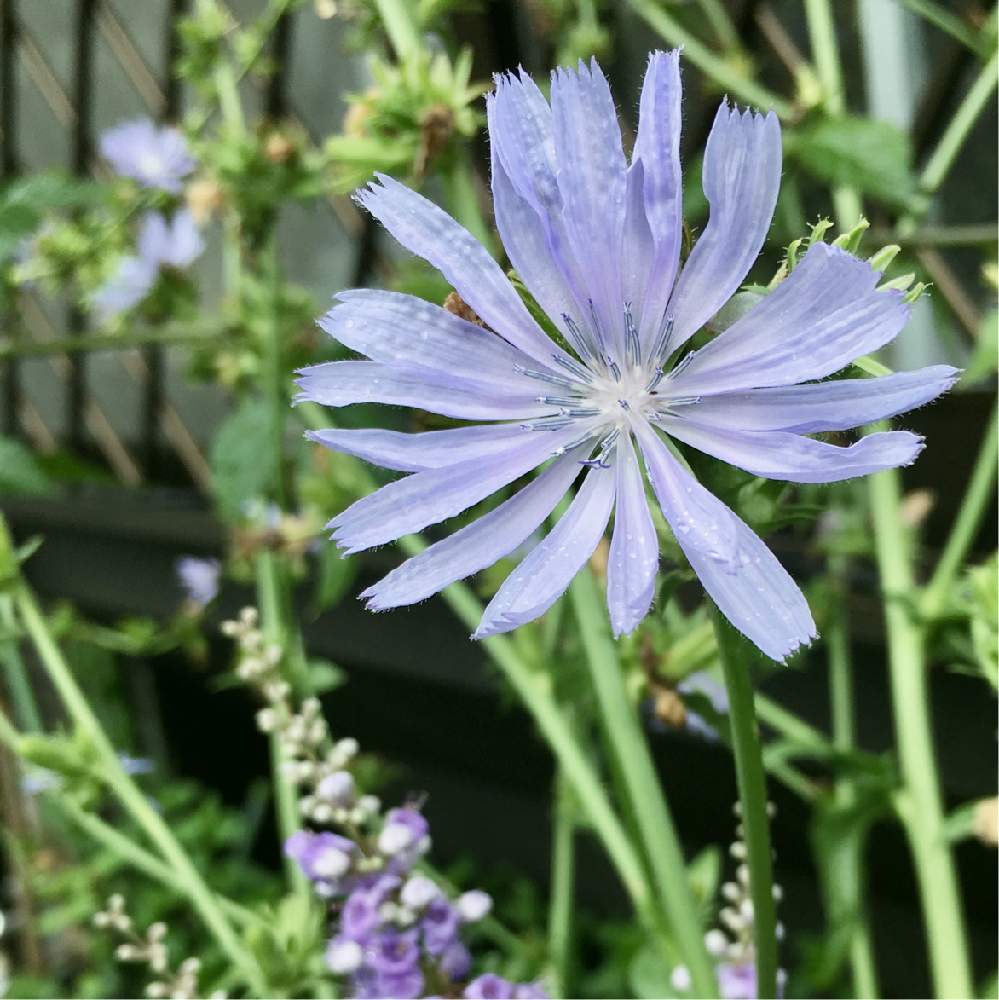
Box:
[788,116,918,207]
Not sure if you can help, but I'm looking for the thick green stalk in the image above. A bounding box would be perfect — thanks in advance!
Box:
[0,327,213,360]
[0,596,42,733]
[867,464,972,997]
[804,0,864,226]
[14,586,266,994]
[256,552,307,895]
[569,570,718,998]
[625,0,794,118]
[922,404,998,620]
[827,553,879,999]
[547,771,575,998]
[712,612,778,999]
[900,48,998,234]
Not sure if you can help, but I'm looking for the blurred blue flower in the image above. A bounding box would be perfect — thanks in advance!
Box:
[300,51,956,661]
[93,209,204,320]
[92,255,159,322]
[137,209,205,269]
[176,556,221,608]
[99,118,195,193]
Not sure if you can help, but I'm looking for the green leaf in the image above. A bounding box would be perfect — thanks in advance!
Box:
[209,398,278,521]
[788,116,918,207]
[0,435,54,496]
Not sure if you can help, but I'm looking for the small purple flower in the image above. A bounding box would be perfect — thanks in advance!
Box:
[99,118,195,193]
[92,255,158,320]
[514,983,549,999]
[176,556,220,607]
[421,896,460,955]
[300,51,957,661]
[341,883,387,941]
[137,210,204,268]
[368,928,420,978]
[378,806,430,858]
[717,961,759,999]
[465,973,515,999]
[284,830,355,883]
[373,967,424,999]
[440,941,472,980]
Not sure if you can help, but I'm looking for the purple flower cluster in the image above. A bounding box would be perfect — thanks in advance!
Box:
[286,794,545,999]
[92,209,204,321]
[92,117,202,320]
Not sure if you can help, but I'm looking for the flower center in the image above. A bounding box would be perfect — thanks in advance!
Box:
[585,364,653,429]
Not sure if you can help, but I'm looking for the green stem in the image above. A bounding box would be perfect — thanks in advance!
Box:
[0,596,42,733]
[547,771,576,999]
[57,797,262,928]
[569,570,718,998]
[14,585,266,994]
[256,552,307,895]
[712,611,778,999]
[373,0,421,60]
[828,553,879,999]
[804,0,864,226]
[922,403,998,619]
[0,327,216,360]
[900,48,998,234]
[696,0,741,52]
[625,0,794,118]
[867,461,972,997]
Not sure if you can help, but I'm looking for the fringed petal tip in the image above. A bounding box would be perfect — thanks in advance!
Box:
[773,624,819,665]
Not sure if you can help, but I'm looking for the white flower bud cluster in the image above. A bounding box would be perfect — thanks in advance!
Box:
[223,609,372,827]
[672,802,786,995]
[93,896,216,999]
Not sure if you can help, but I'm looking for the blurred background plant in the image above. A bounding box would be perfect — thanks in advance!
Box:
[0,0,995,998]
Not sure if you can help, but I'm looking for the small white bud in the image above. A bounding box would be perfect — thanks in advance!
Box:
[326,938,363,974]
[400,875,439,910]
[115,943,138,961]
[312,847,351,879]
[704,929,727,956]
[378,823,413,856]
[256,708,277,732]
[317,771,355,804]
[357,794,380,815]
[456,890,492,922]
[670,966,692,992]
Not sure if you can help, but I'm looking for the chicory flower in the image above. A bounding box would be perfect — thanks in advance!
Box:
[299,51,956,661]
[99,118,195,193]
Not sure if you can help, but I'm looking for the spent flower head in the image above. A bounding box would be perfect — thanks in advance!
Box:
[299,51,957,661]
